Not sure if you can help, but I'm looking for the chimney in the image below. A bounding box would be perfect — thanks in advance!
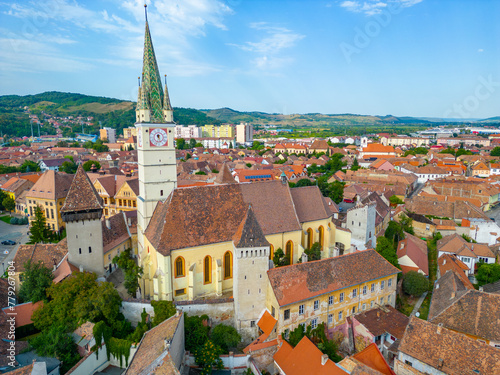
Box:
[437,323,443,334]
[479,286,484,292]
[321,354,328,366]
[106,219,111,230]
[164,339,171,351]
[53,259,57,272]
[451,291,456,298]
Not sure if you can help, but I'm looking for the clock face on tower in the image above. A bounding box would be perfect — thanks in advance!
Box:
[149,128,168,147]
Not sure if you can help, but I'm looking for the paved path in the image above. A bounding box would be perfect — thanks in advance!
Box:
[410,291,428,317]
[0,215,29,274]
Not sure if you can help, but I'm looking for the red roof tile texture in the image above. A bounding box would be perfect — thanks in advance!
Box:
[61,165,103,213]
[267,249,400,307]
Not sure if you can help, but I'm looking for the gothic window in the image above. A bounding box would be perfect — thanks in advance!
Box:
[307,228,313,249]
[175,257,185,278]
[318,226,324,251]
[224,251,232,279]
[204,256,212,284]
[285,241,293,265]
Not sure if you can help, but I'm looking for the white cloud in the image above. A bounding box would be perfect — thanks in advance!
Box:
[478,48,484,53]
[1,0,234,78]
[340,0,422,16]
[229,22,304,70]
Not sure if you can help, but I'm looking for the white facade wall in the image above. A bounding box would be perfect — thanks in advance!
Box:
[345,203,376,248]
[236,123,253,144]
[397,352,445,375]
[175,125,201,139]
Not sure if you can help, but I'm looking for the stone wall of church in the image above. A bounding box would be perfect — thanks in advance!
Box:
[176,299,235,326]
[67,218,105,276]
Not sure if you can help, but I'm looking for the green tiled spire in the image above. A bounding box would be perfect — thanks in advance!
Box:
[163,75,172,111]
[139,5,164,123]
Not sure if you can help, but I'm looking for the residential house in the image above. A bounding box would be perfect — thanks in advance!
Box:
[437,234,496,275]
[471,161,490,178]
[38,158,67,172]
[26,170,74,232]
[369,159,395,171]
[395,317,500,375]
[361,192,391,236]
[92,175,139,218]
[335,305,409,360]
[266,249,400,340]
[490,163,500,175]
[308,139,330,155]
[397,233,429,276]
[273,336,347,375]
[125,312,184,374]
[429,289,500,348]
[412,165,451,183]
[437,254,474,289]
[1,177,34,203]
[358,143,396,159]
[382,136,430,148]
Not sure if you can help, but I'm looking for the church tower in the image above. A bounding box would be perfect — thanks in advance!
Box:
[61,165,105,277]
[136,5,177,256]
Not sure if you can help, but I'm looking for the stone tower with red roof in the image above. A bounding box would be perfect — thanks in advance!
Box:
[232,205,271,341]
[61,165,105,276]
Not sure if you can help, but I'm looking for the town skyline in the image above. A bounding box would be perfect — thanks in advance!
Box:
[1,0,499,119]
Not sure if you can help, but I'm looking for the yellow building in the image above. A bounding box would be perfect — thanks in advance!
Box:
[266,249,400,338]
[92,175,139,218]
[201,124,235,138]
[140,178,351,303]
[26,170,74,232]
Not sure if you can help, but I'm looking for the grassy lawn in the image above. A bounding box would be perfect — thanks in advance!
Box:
[397,294,417,317]
[0,215,12,224]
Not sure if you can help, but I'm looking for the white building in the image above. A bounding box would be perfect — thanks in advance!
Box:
[174,125,201,140]
[236,122,253,144]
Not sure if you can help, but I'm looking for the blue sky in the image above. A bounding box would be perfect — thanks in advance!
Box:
[0,0,499,118]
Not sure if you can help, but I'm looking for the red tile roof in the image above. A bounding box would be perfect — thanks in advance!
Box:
[61,165,103,213]
[397,233,428,276]
[267,250,400,307]
[352,343,395,375]
[233,206,269,248]
[274,336,347,375]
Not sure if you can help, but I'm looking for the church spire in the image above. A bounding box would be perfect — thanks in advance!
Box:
[137,4,165,123]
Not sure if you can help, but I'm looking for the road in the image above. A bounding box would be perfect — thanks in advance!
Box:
[486,204,500,223]
[0,216,30,275]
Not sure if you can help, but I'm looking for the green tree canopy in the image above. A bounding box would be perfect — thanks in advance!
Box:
[402,271,429,297]
[389,195,404,205]
[28,205,54,243]
[294,178,314,187]
[176,138,186,150]
[194,340,224,375]
[189,138,197,148]
[82,160,101,171]
[490,147,500,157]
[151,300,176,326]
[20,160,41,172]
[439,148,456,156]
[476,262,500,286]
[210,324,241,353]
[18,260,53,303]
[2,196,15,214]
[185,314,210,353]
[273,247,290,267]
[376,236,399,268]
[304,242,321,262]
[61,160,78,174]
[32,272,122,332]
[113,248,143,297]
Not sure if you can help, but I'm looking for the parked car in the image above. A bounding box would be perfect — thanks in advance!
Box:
[1,240,16,245]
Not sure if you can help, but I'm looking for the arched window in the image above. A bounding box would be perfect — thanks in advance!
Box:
[269,244,274,260]
[204,256,212,284]
[319,226,324,251]
[224,251,232,279]
[286,241,293,265]
[175,257,185,278]
[307,228,314,249]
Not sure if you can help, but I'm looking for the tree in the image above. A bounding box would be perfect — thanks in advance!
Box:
[194,340,224,375]
[351,157,359,171]
[439,148,456,156]
[273,247,289,267]
[20,160,41,172]
[18,260,53,303]
[385,220,404,247]
[399,214,415,235]
[476,263,500,286]
[113,249,143,297]
[414,147,428,155]
[29,323,81,373]
[491,147,500,157]
[294,178,314,187]
[82,160,101,171]
[402,271,429,297]
[210,324,241,352]
[176,138,186,150]
[376,237,399,268]
[189,138,197,148]
[61,160,77,174]
[304,242,321,261]
[245,163,252,168]
[185,314,210,352]
[32,272,122,332]
[287,323,341,362]
[2,196,15,215]
[151,300,176,326]
[28,205,53,244]
[389,195,404,206]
